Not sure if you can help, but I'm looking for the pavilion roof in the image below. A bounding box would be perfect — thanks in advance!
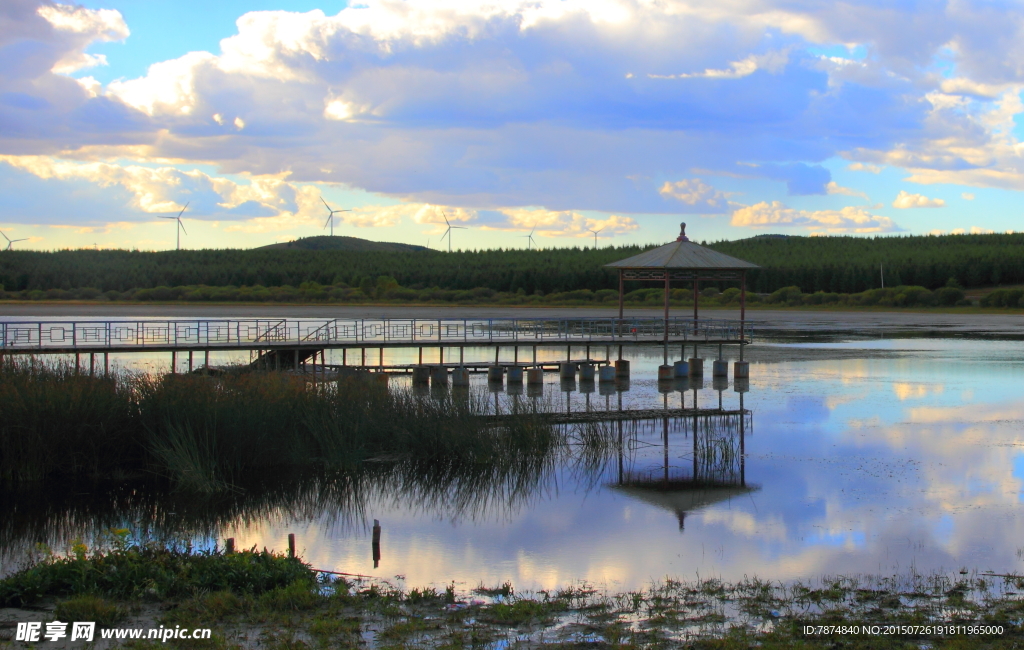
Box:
[605,224,759,270]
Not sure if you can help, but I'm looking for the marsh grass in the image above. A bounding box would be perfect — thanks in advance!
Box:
[0,359,138,484]
[7,543,1023,649]
[0,359,562,492]
[0,534,313,608]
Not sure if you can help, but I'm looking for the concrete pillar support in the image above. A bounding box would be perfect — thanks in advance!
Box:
[713,360,728,377]
[614,359,630,378]
[412,365,430,384]
[734,361,750,379]
[688,358,704,376]
[559,362,576,380]
[674,360,689,377]
[429,365,448,385]
[579,363,596,381]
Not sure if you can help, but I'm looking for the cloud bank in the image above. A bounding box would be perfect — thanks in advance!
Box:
[4,0,1024,240]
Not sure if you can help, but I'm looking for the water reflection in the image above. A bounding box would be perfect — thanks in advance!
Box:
[8,337,1024,592]
[0,378,752,581]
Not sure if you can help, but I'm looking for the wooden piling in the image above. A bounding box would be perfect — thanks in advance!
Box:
[288,533,296,558]
[372,519,381,569]
[226,538,235,554]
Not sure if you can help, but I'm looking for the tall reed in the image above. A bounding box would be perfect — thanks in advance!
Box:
[0,359,138,485]
[0,361,560,493]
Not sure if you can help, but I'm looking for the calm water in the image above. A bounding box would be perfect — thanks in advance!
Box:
[5,334,1024,592]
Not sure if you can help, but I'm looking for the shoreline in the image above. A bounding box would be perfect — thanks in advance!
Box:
[1,302,1022,335]
[1,542,1019,649]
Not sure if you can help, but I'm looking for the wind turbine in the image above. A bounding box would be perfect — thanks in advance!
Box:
[320,197,350,237]
[158,202,189,251]
[439,210,466,253]
[588,227,604,249]
[521,226,537,250]
[1,231,28,251]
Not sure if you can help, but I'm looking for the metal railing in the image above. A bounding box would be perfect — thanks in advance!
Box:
[0,317,752,352]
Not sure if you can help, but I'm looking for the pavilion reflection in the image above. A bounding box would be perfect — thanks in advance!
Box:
[610,381,757,531]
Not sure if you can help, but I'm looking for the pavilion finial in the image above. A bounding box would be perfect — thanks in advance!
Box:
[677,222,688,242]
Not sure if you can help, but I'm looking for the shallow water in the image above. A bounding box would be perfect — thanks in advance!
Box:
[5,334,1024,593]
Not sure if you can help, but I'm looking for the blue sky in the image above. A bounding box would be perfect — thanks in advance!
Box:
[3,0,1024,251]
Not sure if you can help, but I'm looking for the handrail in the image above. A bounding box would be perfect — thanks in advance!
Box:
[0,317,753,351]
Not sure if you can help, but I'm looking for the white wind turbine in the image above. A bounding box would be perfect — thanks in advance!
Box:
[321,197,350,237]
[1,231,28,251]
[521,226,537,250]
[158,202,189,251]
[439,210,466,253]
[588,227,604,248]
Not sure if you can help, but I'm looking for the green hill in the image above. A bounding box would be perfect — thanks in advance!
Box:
[257,236,427,252]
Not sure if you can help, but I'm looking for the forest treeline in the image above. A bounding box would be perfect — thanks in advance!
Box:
[0,233,1022,297]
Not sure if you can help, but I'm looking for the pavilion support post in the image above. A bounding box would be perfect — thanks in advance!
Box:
[693,279,699,334]
[740,271,747,361]
[663,273,670,365]
[741,270,749,343]
[617,269,624,319]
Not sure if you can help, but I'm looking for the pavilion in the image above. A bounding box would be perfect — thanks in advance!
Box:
[604,223,759,340]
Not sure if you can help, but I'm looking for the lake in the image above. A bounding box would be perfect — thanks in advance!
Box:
[3,330,1024,594]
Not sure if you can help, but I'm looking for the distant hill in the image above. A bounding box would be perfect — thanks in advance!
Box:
[257,235,428,252]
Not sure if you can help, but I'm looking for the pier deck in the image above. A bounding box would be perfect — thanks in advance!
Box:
[0,316,752,355]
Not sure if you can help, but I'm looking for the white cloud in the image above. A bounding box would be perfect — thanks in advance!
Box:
[939,78,1006,99]
[848,163,882,174]
[36,3,128,75]
[730,201,902,233]
[970,226,994,234]
[826,181,868,199]
[0,155,316,220]
[486,208,639,238]
[962,192,975,200]
[410,205,639,238]
[658,179,730,210]
[648,51,789,80]
[892,190,945,208]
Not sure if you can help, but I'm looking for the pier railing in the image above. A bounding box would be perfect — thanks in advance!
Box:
[0,317,752,353]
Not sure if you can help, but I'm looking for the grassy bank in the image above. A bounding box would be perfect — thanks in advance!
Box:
[0,361,557,493]
[2,540,1022,648]
[0,279,971,309]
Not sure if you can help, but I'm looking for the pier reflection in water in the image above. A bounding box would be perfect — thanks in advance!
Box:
[0,373,753,582]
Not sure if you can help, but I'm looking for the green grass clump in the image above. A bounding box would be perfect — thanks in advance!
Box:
[54,594,130,626]
[0,532,314,608]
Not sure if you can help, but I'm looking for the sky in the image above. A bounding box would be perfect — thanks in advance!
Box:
[3,0,1024,251]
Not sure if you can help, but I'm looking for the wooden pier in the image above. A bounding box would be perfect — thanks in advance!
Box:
[0,317,753,374]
